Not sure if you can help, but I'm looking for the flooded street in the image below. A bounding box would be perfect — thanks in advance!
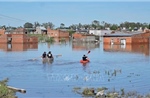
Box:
[0,40,150,98]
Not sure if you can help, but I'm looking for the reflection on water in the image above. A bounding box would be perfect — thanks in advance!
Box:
[0,43,38,51]
[103,44,150,56]
[72,42,99,50]
[0,41,150,98]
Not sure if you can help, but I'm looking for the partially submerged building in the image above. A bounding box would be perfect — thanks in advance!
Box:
[0,28,38,44]
[72,33,99,42]
[103,30,150,45]
[47,27,69,38]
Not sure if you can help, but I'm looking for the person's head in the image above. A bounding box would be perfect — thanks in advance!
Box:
[83,55,86,57]
[44,52,46,54]
[49,51,51,53]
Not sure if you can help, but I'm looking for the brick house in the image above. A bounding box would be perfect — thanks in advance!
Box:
[36,26,47,34]
[0,28,38,44]
[72,33,99,42]
[0,29,5,35]
[103,30,150,45]
[47,27,69,38]
[13,28,27,34]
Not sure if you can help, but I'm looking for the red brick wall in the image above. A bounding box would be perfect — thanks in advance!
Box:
[0,29,5,35]
[47,28,59,37]
[0,35,8,44]
[58,30,69,38]
[132,37,149,44]
[131,32,150,44]
[103,37,132,44]
[11,34,28,44]
[47,28,69,38]
[72,33,86,39]
[29,37,38,43]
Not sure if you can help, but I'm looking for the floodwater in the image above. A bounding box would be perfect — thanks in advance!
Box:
[0,39,150,98]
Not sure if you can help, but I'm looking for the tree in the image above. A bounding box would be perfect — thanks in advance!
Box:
[42,22,55,29]
[92,20,100,29]
[69,24,77,30]
[34,22,40,28]
[24,22,33,28]
[48,22,55,29]
[92,20,100,26]
[60,23,65,29]
[110,24,118,30]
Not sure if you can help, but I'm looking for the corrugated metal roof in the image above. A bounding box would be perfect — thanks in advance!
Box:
[103,31,143,37]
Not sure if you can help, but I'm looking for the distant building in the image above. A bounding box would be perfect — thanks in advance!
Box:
[12,28,27,34]
[89,30,112,41]
[72,33,99,42]
[0,28,38,44]
[47,27,69,38]
[103,30,150,45]
[89,30,112,36]
[25,28,36,34]
[36,26,47,34]
[76,29,88,34]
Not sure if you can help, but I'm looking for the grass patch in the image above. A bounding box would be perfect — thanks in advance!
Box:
[0,78,17,98]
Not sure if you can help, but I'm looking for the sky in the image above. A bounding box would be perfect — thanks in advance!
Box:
[0,0,150,28]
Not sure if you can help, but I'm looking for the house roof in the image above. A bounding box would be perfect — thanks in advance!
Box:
[14,28,27,32]
[36,26,46,30]
[103,31,143,37]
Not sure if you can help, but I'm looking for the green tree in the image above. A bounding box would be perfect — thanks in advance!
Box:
[92,20,100,29]
[60,23,65,29]
[110,24,118,30]
[34,22,40,28]
[68,30,75,36]
[42,22,55,29]
[69,24,77,30]
[24,22,33,28]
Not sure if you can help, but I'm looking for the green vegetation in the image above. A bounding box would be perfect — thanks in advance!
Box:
[24,22,33,28]
[27,34,55,43]
[59,38,66,42]
[68,30,75,36]
[0,78,16,98]
[82,88,95,96]
[45,37,55,43]
[1,21,149,31]
[73,87,150,98]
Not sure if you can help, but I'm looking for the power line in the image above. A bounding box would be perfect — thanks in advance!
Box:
[0,14,26,22]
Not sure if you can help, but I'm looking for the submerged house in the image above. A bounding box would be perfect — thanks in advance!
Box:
[0,28,38,44]
[89,30,112,36]
[36,26,47,34]
[103,30,150,45]
[47,27,69,38]
[72,33,99,42]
